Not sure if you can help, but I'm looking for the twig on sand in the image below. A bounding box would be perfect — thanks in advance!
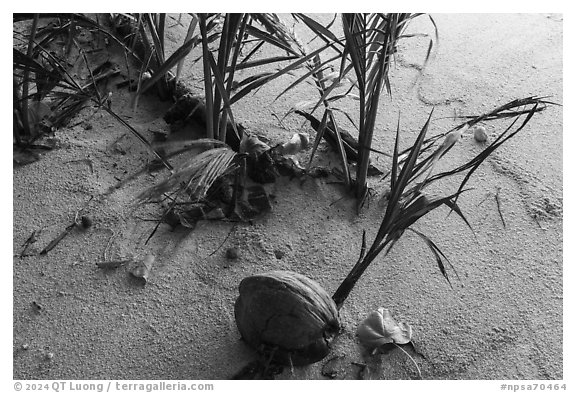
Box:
[495,187,506,228]
[20,229,41,257]
[39,222,77,255]
[393,343,422,380]
[103,229,118,262]
[40,196,94,255]
[476,192,491,207]
[209,223,238,256]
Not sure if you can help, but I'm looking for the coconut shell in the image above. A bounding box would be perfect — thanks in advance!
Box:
[234,270,340,366]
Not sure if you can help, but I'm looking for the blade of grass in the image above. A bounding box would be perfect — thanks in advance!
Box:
[328,109,352,188]
[176,15,198,84]
[407,228,458,286]
[230,41,339,105]
[205,50,239,142]
[99,104,173,172]
[143,13,165,64]
[136,35,198,97]
[232,55,300,71]
[292,13,344,52]
[20,13,40,139]
[305,110,330,171]
[199,14,215,139]
[221,14,250,144]
[244,23,299,56]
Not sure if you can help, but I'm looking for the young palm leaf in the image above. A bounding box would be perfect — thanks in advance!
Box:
[331,97,549,309]
[135,32,198,99]
[262,15,353,186]
[272,14,436,206]
[341,13,420,208]
[16,13,40,141]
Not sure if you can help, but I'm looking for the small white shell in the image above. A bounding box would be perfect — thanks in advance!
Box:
[280,133,309,156]
[472,125,488,143]
[130,254,155,283]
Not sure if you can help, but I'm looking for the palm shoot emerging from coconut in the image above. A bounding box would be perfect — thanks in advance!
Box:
[332,96,554,309]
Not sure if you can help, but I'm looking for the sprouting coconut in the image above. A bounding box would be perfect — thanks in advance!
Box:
[234,270,340,366]
[233,97,551,374]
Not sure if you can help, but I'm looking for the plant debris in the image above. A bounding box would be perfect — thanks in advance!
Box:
[357,308,422,378]
[164,93,244,152]
[40,196,93,255]
[275,132,309,156]
[40,222,76,255]
[495,187,506,228]
[129,254,155,284]
[357,308,412,351]
[295,110,383,176]
[20,229,41,257]
[96,260,127,270]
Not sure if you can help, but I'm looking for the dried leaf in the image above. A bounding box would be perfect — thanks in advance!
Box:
[357,308,413,351]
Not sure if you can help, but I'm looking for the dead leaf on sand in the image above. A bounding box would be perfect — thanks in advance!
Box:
[357,308,413,351]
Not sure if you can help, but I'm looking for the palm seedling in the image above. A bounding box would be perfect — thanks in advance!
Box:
[134,13,417,231]
[234,96,554,373]
[331,96,554,308]
[12,13,326,236]
[135,13,341,235]
[13,14,174,169]
[13,14,85,146]
[340,13,433,208]
[273,13,437,209]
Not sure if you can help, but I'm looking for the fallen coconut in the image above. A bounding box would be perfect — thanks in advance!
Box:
[234,270,340,366]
